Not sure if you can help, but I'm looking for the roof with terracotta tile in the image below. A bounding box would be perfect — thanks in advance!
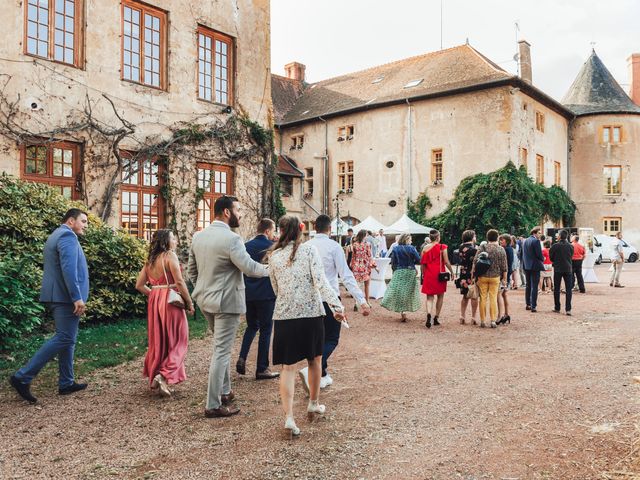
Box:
[271,74,306,124]
[276,154,303,177]
[274,44,571,126]
[562,50,640,116]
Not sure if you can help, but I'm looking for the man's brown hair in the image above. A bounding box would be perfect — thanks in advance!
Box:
[257,218,275,234]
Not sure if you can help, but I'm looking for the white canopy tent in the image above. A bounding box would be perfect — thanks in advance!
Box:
[384,214,433,235]
[351,216,387,234]
[330,218,350,236]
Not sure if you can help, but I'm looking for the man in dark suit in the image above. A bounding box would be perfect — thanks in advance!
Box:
[236,218,279,380]
[549,229,575,315]
[522,226,545,313]
[344,228,354,266]
[10,208,90,403]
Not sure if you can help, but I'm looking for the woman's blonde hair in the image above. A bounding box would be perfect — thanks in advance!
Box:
[398,233,411,245]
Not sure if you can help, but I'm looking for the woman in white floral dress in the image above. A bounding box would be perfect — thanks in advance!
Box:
[269,216,345,438]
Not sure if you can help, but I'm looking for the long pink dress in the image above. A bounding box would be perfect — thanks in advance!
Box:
[142,264,189,386]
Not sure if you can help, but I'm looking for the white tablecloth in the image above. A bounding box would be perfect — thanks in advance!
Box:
[582,252,599,283]
[369,257,391,299]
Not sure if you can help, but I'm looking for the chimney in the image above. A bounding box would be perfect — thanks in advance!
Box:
[518,40,532,84]
[284,62,306,82]
[628,53,640,106]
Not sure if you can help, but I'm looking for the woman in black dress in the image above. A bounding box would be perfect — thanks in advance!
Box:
[457,230,478,325]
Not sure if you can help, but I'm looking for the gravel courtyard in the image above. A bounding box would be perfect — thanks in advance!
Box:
[2,263,640,480]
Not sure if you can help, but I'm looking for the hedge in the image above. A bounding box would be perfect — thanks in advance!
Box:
[0,174,147,349]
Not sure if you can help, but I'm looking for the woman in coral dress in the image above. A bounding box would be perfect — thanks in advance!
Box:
[421,230,454,329]
[136,229,194,397]
[348,229,377,303]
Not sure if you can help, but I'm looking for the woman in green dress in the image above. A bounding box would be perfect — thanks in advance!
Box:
[381,233,422,322]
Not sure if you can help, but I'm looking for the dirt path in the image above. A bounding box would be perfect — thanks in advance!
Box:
[2,263,640,480]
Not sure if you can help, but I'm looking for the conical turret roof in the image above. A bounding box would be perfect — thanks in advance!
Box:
[562,50,640,116]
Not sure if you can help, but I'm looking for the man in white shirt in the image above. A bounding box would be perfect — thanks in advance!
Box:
[366,231,378,258]
[610,231,625,288]
[300,215,371,390]
[377,229,387,258]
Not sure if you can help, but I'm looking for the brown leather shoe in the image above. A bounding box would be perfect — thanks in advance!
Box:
[221,391,235,406]
[256,369,280,380]
[204,405,240,418]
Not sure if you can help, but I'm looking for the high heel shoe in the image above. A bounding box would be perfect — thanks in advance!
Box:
[307,401,326,421]
[502,315,511,324]
[425,313,431,329]
[284,417,300,439]
[154,374,171,397]
[433,316,440,326]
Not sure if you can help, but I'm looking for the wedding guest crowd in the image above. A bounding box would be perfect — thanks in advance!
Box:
[10,199,596,441]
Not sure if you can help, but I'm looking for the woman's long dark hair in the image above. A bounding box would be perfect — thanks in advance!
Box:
[272,216,302,265]
[354,229,367,243]
[148,229,173,266]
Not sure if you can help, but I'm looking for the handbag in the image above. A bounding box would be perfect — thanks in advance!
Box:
[162,255,185,309]
[438,244,451,282]
[465,282,479,300]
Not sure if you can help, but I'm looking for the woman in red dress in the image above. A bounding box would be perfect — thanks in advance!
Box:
[421,230,455,328]
[136,229,194,397]
[348,229,377,304]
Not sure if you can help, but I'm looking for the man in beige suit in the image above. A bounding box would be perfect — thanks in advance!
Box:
[188,195,269,418]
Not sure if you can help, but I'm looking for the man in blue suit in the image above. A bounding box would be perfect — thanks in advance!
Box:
[10,208,90,403]
[522,226,545,313]
[235,218,279,380]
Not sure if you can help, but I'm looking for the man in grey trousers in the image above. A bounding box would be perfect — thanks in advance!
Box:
[188,195,269,418]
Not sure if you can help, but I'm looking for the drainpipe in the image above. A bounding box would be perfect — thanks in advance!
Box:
[405,99,413,208]
[566,118,573,198]
[318,116,329,214]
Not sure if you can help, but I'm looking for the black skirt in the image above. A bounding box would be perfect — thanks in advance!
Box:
[272,316,325,366]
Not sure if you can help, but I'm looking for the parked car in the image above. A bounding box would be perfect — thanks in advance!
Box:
[593,234,638,264]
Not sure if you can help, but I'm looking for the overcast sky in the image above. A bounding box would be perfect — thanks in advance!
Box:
[271,0,639,101]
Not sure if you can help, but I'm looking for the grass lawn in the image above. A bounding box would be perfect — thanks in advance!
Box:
[0,310,209,384]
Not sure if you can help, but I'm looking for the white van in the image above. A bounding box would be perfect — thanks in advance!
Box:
[593,234,638,264]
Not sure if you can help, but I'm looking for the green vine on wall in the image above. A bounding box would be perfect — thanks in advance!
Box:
[407,162,577,245]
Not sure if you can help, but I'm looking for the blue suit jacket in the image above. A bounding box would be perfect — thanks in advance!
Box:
[40,225,90,304]
[244,235,275,302]
[522,235,545,271]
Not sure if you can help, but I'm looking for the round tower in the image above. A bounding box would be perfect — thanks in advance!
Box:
[564,50,640,246]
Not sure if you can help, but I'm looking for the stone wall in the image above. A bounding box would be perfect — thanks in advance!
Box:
[0,0,272,242]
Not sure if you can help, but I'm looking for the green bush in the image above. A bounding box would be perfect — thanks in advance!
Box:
[407,162,577,245]
[0,175,147,349]
[0,255,45,348]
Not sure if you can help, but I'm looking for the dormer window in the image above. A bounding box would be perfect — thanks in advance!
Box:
[290,134,304,150]
[337,125,354,141]
[403,79,423,88]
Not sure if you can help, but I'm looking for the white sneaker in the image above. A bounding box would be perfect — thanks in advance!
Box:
[320,374,333,389]
[298,367,310,395]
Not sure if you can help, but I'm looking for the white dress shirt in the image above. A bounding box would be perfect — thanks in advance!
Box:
[307,233,366,305]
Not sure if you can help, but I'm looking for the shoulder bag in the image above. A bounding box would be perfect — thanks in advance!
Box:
[438,244,451,282]
[162,255,185,309]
